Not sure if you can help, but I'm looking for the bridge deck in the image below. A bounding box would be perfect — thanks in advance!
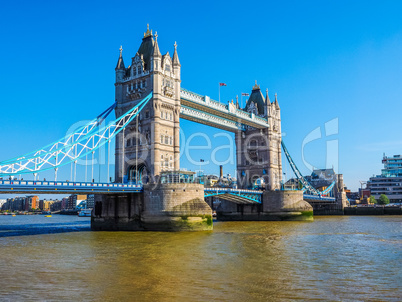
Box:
[204,187,263,203]
[0,180,143,194]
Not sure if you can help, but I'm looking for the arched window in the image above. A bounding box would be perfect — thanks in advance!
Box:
[160,135,164,144]
[138,65,142,74]
[133,67,137,76]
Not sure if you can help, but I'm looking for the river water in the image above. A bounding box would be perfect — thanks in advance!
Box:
[0,215,400,301]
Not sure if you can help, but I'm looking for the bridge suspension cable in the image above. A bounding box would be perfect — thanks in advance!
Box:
[0,102,116,166]
[281,140,336,196]
[0,92,153,177]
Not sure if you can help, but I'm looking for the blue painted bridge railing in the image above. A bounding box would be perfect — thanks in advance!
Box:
[303,194,336,202]
[0,180,143,194]
[204,187,263,203]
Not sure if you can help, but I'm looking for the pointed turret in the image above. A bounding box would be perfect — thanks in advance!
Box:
[152,32,161,57]
[115,45,125,70]
[115,46,125,83]
[265,88,270,103]
[173,41,181,66]
[264,88,270,116]
[274,93,280,109]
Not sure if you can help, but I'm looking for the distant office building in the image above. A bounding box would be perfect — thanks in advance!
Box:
[86,195,94,209]
[12,197,25,211]
[61,197,68,210]
[68,195,87,209]
[42,200,54,211]
[50,200,62,211]
[25,196,39,211]
[368,154,402,203]
[2,197,25,211]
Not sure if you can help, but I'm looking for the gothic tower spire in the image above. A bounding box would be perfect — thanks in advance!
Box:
[115,45,125,70]
[152,32,161,57]
[172,41,181,66]
[274,93,280,109]
[264,88,270,116]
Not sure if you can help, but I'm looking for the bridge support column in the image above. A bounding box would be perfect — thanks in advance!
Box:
[216,190,313,221]
[91,183,212,231]
[262,190,313,221]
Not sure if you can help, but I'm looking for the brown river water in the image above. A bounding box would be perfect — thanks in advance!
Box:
[0,215,401,301]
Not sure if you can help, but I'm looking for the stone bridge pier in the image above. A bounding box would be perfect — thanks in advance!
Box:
[216,190,313,221]
[91,183,213,231]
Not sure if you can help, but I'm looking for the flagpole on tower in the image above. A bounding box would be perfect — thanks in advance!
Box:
[241,93,249,109]
[219,83,220,103]
[219,83,227,103]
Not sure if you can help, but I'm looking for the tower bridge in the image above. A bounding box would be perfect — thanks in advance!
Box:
[0,25,348,231]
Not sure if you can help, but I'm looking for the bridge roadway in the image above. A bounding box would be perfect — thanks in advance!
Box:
[0,180,263,203]
[0,180,334,203]
[0,180,142,194]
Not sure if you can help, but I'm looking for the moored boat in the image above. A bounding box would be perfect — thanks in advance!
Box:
[78,209,92,217]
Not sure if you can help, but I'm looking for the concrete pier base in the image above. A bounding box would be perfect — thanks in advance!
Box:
[216,190,313,221]
[91,183,213,231]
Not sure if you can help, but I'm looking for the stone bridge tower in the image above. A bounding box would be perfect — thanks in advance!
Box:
[235,83,282,190]
[114,25,181,183]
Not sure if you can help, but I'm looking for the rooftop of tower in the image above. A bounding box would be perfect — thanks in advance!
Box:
[136,24,155,70]
[245,81,266,114]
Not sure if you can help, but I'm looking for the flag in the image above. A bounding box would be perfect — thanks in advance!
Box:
[241,93,249,96]
[219,83,227,86]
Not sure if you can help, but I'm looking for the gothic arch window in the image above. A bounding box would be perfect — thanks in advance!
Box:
[160,135,164,144]
[133,67,137,76]
[138,66,142,74]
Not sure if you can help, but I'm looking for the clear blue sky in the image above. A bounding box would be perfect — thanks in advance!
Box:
[0,0,401,197]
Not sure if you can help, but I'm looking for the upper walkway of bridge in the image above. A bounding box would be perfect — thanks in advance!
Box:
[180,88,269,132]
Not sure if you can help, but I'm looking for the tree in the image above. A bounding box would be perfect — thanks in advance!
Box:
[378,194,390,205]
[369,195,377,204]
